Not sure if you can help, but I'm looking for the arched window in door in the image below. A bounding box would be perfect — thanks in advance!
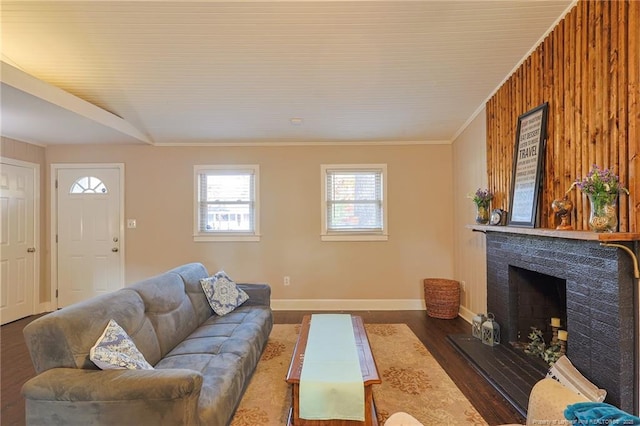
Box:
[70,176,108,194]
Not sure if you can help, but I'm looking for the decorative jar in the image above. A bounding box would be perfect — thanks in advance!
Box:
[570,164,628,233]
[551,196,573,230]
[475,202,490,225]
[588,193,618,232]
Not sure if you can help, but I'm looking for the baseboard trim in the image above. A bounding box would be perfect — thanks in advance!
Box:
[272,299,426,311]
[458,305,474,324]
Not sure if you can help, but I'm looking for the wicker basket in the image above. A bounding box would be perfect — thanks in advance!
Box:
[423,278,460,319]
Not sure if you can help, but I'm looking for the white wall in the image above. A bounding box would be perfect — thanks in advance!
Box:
[452,109,488,321]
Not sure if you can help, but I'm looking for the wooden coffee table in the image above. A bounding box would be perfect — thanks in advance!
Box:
[285,315,381,426]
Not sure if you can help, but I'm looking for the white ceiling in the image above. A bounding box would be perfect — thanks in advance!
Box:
[0,0,574,146]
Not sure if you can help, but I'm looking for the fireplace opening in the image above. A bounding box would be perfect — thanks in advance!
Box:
[510,265,567,348]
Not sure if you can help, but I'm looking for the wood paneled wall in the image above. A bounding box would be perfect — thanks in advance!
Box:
[486,0,639,232]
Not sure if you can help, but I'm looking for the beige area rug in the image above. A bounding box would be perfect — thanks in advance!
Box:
[230,323,488,426]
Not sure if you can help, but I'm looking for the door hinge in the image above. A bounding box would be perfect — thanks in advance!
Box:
[55,179,58,189]
[55,289,58,298]
[56,234,58,243]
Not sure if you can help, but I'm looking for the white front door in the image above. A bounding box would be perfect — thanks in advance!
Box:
[56,166,123,307]
[0,160,37,324]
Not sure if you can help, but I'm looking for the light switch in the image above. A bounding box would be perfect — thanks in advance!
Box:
[127,219,137,229]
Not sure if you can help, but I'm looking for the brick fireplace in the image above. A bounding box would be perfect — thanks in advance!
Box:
[485,230,637,413]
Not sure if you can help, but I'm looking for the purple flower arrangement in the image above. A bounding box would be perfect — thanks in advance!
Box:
[470,188,493,207]
[569,164,628,232]
[570,164,629,198]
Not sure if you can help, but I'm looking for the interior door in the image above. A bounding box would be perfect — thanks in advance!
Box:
[0,161,36,324]
[56,167,123,307]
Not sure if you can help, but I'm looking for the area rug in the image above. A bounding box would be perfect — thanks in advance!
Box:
[231,323,488,425]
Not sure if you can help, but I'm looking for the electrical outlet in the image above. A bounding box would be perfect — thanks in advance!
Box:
[284,276,290,286]
[127,219,137,229]
[460,280,466,291]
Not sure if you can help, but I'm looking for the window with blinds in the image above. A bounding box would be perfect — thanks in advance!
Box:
[193,165,260,242]
[321,164,388,241]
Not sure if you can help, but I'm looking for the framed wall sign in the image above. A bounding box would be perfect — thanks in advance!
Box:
[508,102,548,227]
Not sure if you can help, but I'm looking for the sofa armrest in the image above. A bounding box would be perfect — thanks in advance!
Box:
[238,283,271,307]
[22,368,203,425]
[525,378,589,426]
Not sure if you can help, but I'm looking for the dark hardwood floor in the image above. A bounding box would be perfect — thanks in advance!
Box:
[1,311,524,426]
[1,314,41,426]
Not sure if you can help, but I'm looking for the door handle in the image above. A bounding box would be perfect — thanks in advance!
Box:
[112,248,119,252]
[27,247,36,253]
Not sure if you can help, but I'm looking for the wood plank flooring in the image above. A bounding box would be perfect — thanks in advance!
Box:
[1,311,524,426]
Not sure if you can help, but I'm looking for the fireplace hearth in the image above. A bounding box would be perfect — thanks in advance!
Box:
[484,231,637,413]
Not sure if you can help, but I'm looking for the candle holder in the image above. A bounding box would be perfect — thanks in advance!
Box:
[550,317,561,344]
[557,329,568,355]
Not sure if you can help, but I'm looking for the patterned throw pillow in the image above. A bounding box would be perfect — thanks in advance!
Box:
[90,319,154,370]
[200,270,249,316]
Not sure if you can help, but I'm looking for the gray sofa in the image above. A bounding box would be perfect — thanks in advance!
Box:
[21,263,273,426]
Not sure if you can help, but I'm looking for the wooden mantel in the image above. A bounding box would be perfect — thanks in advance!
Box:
[467,224,640,242]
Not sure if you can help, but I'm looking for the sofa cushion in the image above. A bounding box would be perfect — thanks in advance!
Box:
[524,378,588,426]
[165,307,270,359]
[170,263,213,326]
[23,288,161,373]
[90,319,154,370]
[155,306,273,425]
[130,271,200,358]
[200,271,249,316]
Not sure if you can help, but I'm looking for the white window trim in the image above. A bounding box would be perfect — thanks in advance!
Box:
[320,164,388,242]
[193,164,260,242]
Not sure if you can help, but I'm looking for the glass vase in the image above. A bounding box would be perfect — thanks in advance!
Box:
[587,193,618,232]
[475,202,490,224]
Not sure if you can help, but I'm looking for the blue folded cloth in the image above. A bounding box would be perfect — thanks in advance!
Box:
[565,402,640,425]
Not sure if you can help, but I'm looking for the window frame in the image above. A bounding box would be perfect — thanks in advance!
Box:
[193,164,260,242]
[320,164,388,242]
